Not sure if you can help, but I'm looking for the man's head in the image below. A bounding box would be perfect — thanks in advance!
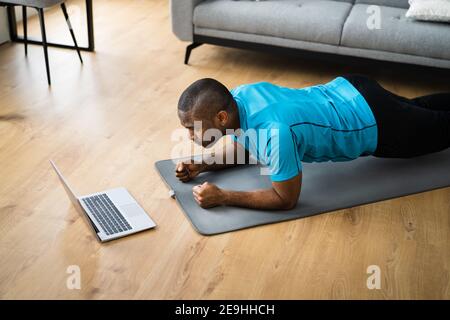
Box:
[178,78,239,148]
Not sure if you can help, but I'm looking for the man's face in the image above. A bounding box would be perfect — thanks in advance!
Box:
[178,110,222,148]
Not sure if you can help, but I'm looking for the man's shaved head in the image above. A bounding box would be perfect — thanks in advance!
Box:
[178,78,240,148]
[178,78,234,119]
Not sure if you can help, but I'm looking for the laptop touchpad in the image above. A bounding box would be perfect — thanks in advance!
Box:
[107,188,135,205]
[120,203,145,218]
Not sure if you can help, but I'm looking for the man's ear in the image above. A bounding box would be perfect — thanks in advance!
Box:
[216,110,229,126]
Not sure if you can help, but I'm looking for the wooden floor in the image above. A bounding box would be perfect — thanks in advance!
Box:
[0,0,449,299]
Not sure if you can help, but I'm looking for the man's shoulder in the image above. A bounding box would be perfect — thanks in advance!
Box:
[230,81,276,95]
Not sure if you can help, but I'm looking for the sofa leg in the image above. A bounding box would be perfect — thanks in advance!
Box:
[184,42,202,65]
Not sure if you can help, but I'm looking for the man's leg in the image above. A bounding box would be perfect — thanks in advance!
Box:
[343,74,450,111]
[342,74,450,158]
[360,81,450,112]
[373,100,450,158]
[410,93,450,111]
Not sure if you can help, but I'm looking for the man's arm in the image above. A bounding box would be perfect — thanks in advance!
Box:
[176,139,250,182]
[202,139,250,172]
[193,124,303,210]
[192,172,302,210]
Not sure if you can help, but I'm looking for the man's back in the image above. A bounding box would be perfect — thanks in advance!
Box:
[230,77,378,168]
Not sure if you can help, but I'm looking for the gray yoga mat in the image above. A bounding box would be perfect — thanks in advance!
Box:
[155,149,450,235]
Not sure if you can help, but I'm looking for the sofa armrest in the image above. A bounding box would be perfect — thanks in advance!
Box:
[170,0,205,42]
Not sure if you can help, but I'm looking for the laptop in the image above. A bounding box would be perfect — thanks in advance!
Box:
[50,160,156,242]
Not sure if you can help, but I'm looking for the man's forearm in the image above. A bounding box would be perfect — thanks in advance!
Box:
[221,188,295,210]
[195,152,236,173]
[201,140,249,172]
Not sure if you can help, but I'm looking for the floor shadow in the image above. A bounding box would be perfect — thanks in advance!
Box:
[204,45,450,91]
[0,113,26,121]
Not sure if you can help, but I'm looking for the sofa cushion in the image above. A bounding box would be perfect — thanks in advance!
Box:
[341,4,450,60]
[193,0,353,45]
[354,0,409,8]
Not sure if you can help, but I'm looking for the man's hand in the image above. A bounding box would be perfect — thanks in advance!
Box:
[192,182,225,208]
[215,173,302,210]
[175,161,206,182]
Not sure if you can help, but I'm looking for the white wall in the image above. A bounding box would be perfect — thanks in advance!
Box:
[0,6,49,45]
[14,6,39,22]
[0,8,10,44]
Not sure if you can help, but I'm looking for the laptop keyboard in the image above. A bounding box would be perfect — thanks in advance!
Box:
[82,194,132,235]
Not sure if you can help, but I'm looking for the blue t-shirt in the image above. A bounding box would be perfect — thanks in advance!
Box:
[230,77,378,182]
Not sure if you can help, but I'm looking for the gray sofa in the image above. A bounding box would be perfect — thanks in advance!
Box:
[170,0,450,69]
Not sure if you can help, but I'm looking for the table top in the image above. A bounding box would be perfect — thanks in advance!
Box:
[0,0,67,9]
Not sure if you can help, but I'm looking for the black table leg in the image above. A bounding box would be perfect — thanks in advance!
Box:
[86,0,94,51]
[6,5,17,41]
[22,6,27,56]
[61,2,83,63]
[37,8,51,86]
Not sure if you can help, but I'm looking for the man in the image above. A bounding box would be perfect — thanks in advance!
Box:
[176,74,450,210]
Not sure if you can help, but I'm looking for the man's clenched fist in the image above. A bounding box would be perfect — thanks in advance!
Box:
[175,161,205,182]
[192,182,225,208]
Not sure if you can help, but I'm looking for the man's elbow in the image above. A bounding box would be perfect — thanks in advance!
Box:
[278,197,299,210]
